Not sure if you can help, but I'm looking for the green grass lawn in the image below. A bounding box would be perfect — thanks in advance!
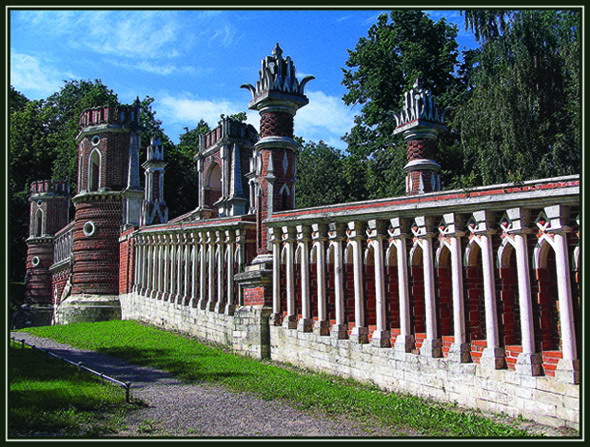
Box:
[8,341,138,438]
[23,320,532,438]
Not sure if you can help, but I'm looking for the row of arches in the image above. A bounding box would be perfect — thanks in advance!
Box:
[271,216,580,378]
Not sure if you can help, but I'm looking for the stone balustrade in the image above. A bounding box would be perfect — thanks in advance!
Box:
[266,175,580,383]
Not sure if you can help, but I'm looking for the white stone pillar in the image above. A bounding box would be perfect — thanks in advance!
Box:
[414,216,441,358]
[545,205,579,384]
[506,208,541,376]
[312,223,330,336]
[198,234,207,310]
[190,234,198,308]
[297,225,313,332]
[163,237,170,300]
[348,221,368,344]
[282,226,297,329]
[442,213,471,364]
[151,236,159,299]
[145,242,153,296]
[270,227,282,324]
[176,236,184,303]
[225,230,236,315]
[155,238,163,299]
[472,211,504,369]
[215,231,225,313]
[134,238,142,293]
[183,243,190,304]
[390,218,413,353]
[329,223,348,339]
[368,220,390,347]
[207,232,216,311]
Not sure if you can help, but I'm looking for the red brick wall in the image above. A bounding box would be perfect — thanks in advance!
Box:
[71,198,122,295]
[24,240,53,305]
[119,230,135,295]
[51,268,71,305]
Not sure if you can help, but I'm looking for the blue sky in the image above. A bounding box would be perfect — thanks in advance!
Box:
[9,8,478,150]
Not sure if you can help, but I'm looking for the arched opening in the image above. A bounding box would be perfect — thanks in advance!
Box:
[343,243,355,335]
[385,243,400,345]
[88,149,101,192]
[280,185,292,211]
[533,240,561,376]
[34,208,44,237]
[463,240,488,363]
[409,243,426,353]
[205,163,222,213]
[497,240,522,370]
[363,244,378,341]
[435,244,454,358]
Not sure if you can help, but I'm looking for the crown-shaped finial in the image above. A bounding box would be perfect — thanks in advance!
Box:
[272,43,283,59]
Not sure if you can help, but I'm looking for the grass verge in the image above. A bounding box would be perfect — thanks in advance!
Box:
[8,341,138,438]
[23,320,532,438]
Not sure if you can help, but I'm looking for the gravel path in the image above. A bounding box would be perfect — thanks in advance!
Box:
[10,332,395,438]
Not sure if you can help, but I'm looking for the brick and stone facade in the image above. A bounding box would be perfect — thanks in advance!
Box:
[17,45,580,430]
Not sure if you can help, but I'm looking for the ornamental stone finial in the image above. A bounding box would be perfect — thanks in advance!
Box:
[240,44,315,111]
[393,81,447,139]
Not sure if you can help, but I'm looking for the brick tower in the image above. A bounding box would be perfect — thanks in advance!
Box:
[393,79,447,195]
[16,180,70,327]
[241,43,314,263]
[140,136,169,226]
[55,100,143,324]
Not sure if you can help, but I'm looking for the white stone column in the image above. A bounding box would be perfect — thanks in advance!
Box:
[183,242,190,304]
[155,238,163,299]
[471,210,504,369]
[506,208,541,376]
[169,236,177,302]
[368,220,390,347]
[215,231,225,313]
[207,231,216,311]
[329,223,348,339]
[145,241,153,296]
[442,213,471,364]
[190,233,198,308]
[297,225,313,332]
[545,205,579,384]
[312,223,330,335]
[414,216,441,358]
[282,226,297,329]
[198,234,207,310]
[348,221,368,344]
[269,227,282,324]
[390,218,413,353]
[134,238,142,293]
[151,236,159,299]
[163,236,170,300]
[225,230,236,315]
[175,236,183,303]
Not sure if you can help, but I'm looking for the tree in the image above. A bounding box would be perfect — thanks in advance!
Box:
[295,140,348,208]
[455,9,581,184]
[342,10,462,198]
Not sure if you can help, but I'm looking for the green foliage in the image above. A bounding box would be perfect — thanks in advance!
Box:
[8,344,134,437]
[340,10,463,198]
[455,10,581,184]
[25,321,533,437]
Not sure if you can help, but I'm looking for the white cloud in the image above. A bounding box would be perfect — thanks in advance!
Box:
[10,52,75,96]
[156,94,252,129]
[295,90,355,148]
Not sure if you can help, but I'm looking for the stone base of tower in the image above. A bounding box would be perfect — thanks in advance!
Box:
[54,294,121,325]
[12,304,54,329]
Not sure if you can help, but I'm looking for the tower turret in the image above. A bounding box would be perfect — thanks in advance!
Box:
[55,100,142,324]
[140,136,169,225]
[241,43,314,261]
[393,79,447,195]
[18,180,70,326]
